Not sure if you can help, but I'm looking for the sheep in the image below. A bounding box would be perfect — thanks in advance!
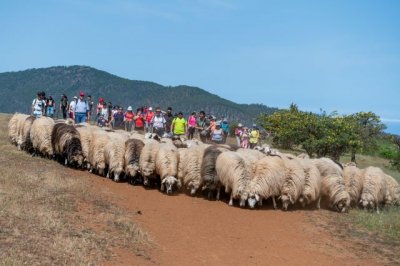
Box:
[201,145,231,199]
[297,159,322,209]
[88,129,110,176]
[124,138,145,183]
[156,141,181,194]
[360,166,389,213]
[236,148,265,178]
[139,139,160,186]
[51,123,84,167]
[384,173,400,206]
[104,132,127,182]
[177,145,211,195]
[280,157,306,210]
[216,151,251,207]
[17,115,36,151]
[30,116,55,157]
[248,156,286,209]
[312,158,350,213]
[8,113,28,145]
[297,153,310,159]
[76,124,93,169]
[343,164,364,206]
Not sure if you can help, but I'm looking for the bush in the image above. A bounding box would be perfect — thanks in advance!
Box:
[390,151,400,171]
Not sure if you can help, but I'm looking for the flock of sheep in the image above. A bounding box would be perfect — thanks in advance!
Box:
[8,113,400,213]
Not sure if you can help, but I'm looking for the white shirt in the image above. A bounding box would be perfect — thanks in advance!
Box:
[69,100,76,112]
[32,98,45,114]
[152,115,166,128]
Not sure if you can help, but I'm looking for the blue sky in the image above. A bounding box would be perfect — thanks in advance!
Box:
[1,0,399,132]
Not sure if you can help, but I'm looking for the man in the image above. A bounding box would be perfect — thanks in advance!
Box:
[110,106,124,129]
[196,111,210,143]
[74,91,88,123]
[163,107,173,134]
[221,118,230,143]
[87,95,94,122]
[32,91,46,118]
[235,123,244,147]
[59,94,68,119]
[171,112,187,137]
[151,107,166,137]
[249,124,260,149]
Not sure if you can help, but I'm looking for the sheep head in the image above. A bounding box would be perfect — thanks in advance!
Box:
[281,194,293,211]
[161,176,180,195]
[247,193,260,209]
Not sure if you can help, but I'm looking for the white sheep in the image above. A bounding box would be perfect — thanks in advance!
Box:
[124,138,145,183]
[88,129,110,176]
[76,124,93,169]
[216,151,251,207]
[139,139,160,186]
[384,173,400,206]
[312,158,350,212]
[104,132,127,182]
[360,166,389,213]
[156,141,181,194]
[17,115,35,151]
[280,157,306,210]
[343,163,365,206]
[30,116,55,157]
[236,148,265,178]
[178,144,210,196]
[297,158,322,208]
[8,113,28,145]
[247,156,286,209]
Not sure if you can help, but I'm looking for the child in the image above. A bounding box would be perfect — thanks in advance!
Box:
[97,114,107,128]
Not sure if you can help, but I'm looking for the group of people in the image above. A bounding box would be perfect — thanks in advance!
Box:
[31,91,260,147]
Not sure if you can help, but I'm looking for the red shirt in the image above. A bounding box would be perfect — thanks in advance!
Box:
[146,111,154,123]
[135,114,144,127]
[125,112,135,122]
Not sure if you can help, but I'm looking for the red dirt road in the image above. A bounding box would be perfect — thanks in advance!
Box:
[82,173,381,266]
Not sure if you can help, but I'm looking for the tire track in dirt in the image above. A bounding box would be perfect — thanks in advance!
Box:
[77,171,382,266]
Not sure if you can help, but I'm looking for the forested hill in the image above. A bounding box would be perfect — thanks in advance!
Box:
[0,66,277,124]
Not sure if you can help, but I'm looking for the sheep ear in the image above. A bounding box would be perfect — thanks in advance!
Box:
[161,178,166,184]
[289,195,294,204]
[255,194,260,201]
[176,179,182,189]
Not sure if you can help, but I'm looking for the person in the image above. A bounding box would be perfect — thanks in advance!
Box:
[151,107,166,137]
[96,98,104,119]
[32,91,46,118]
[100,102,109,122]
[221,119,230,143]
[235,123,244,147]
[171,112,187,137]
[249,124,260,149]
[59,94,68,119]
[207,116,216,141]
[124,106,135,132]
[107,102,113,122]
[110,106,125,129]
[134,108,145,132]
[74,91,89,123]
[187,112,197,140]
[210,122,225,144]
[164,107,174,134]
[87,95,94,122]
[69,96,77,119]
[46,96,55,118]
[241,127,250,149]
[145,107,154,133]
[196,111,210,143]
[97,113,107,127]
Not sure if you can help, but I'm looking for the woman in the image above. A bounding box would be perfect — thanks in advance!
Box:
[46,96,56,117]
[96,98,104,118]
[210,122,224,144]
[187,112,197,140]
[125,106,135,132]
[134,108,145,132]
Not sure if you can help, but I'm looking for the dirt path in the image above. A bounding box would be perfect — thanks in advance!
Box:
[76,172,381,266]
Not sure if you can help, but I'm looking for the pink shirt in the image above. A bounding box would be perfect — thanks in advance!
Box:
[188,115,197,127]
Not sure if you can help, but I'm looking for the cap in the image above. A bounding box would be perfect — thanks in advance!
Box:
[99,97,104,103]
[238,123,243,127]
[79,91,84,96]
[73,96,78,99]
[215,122,221,126]
[223,118,227,122]
[253,123,257,127]
[149,107,153,111]
[127,106,133,111]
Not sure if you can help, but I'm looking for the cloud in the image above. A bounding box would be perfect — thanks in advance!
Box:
[381,118,400,123]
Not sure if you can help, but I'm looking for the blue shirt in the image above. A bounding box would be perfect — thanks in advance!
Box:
[75,99,88,113]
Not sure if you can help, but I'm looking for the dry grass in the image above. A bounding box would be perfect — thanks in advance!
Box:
[0,113,151,265]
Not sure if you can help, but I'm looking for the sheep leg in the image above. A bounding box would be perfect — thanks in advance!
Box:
[229,194,233,206]
[216,184,221,201]
[317,197,321,209]
[272,197,277,209]
[160,182,165,191]
[258,198,263,207]
[64,158,68,165]
[376,205,380,214]
[106,171,110,178]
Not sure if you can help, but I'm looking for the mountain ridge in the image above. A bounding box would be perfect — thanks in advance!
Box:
[0,65,277,124]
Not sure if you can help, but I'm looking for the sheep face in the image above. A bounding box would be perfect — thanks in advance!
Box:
[113,167,124,182]
[126,165,139,177]
[239,190,249,208]
[281,194,293,211]
[334,198,350,213]
[141,168,154,178]
[161,176,181,195]
[247,193,260,209]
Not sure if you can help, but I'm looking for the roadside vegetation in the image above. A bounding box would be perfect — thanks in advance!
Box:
[0,114,151,265]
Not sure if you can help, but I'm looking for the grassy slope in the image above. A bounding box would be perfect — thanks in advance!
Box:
[0,113,151,264]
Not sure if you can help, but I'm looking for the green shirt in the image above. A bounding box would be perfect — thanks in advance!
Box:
[172,117,187,135]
